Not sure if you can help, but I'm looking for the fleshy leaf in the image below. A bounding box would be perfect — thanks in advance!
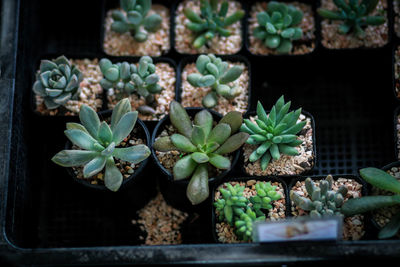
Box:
[170,134,197,153]
[79,104,101,139]
[104,157,123,192]
[186,164,209,205]
[64,129,101,151]
[52,150,99,167]
[173,155,198,180]
[170,101,192,138]
[83,156,107,178]
[207,123,231,145]
[360,167,400,194]
[209,154,231,169]
[214,132,249,155]
[112,111,138,145]
[113,144,150,164]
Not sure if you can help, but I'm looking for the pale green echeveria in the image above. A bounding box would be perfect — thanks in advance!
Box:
[240,95,306,171]
[32,55,83,110]
[111,0,162,42]
[153,101,249,205]
[187,54,244,108]
[52,98,151,192]
[253,1,303,54]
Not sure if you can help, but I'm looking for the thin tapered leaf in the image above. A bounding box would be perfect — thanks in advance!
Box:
[112,111,138,145]
[360,167,400,194]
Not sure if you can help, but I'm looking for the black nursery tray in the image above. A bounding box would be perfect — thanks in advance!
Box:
[2,0,400,265]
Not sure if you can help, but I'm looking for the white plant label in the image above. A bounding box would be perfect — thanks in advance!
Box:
[253,217,342,242]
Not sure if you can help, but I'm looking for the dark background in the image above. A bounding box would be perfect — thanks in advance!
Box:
[1,0,399,265]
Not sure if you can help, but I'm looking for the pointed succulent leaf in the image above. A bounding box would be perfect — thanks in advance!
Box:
[341,195,400,216]
[209,154,231,169]
[64,129,100,151]
[186,164,209,205]
[207,123,231,145]
[79,104,101,139]
[191,152,209,164]
[66,122,89,134]
[112,111,138,145]
[219,111,242,133]
[194,109,213,138]
[52,150,99,167]
[98,122,113,145]
[104,157,123,192]
[170,134,197,152]
[170,101,192,138]
[278,144,299,156]
[173,155,197,180]
[360,167,400,194]
[110,98,132,130]
[214,132,249,155]
[83,156,107,178]
[260,153,271,170]
[113,144,150,164]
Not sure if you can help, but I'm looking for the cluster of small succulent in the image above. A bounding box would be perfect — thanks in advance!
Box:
[214,181,282,241]
[32,55,83,110]
[240,96,306,171]
[317,0,385,38]
[253,1,303,54]
[110,0,162,42]
[187,54,244,108]
[291,175,348,218]
[183,0,244,49]
[153,101,248,205]
[341,168,400,239]
[99,56,163,114]
[52,98,151,192]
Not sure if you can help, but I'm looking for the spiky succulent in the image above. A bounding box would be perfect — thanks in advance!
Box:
[290,175,348,218]
[99,56,163,112]
[240,96,306,171]
[214,181,282,241]
[317,0,385,38]
[111,0,162,42]
[253,1,303,54]
[342,168,400,239]
[32,55,83,110]
[183,0,245,49]
[153,101,249,205]
[52,98,151,192]
[187,54,244,108]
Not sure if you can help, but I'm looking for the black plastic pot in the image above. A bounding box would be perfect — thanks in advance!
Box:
[151,107,241,212]
[171,0,247,56]
[370,161,400,239]
[100,0,173,58]
[245,0,319,58]
[288,174,373,240]
[211,176,290,243]
[98,56,178,128]
[176,54,252,115]
[30,53,107,119]
[317,0,393,52]
[394,106,400,160]
[62,110,156,209]
[240,110,317,178]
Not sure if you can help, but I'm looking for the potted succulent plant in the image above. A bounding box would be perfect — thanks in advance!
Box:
[178,54,250,115]
[247,1,316,55]
[341,167,400,239]
[317,0,388,49]
[212,177,288,243]
[99,56,176,121]
[152,100,248,207]
[174,0,245,55]
[32,55,104,116]
[240,96,315,176]
[290,174,366,240]
[102,0,170,56]
[52,98,151,192]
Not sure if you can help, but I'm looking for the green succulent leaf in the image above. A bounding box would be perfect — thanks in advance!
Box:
[186,163,209,205]
[214,132,249,155]
[113,144,150,164]
[359,167,400,194]
[170,101,192,138]
[64,129,101,151]
[173,155,198,180]
[51,150,99,167]
[378,211,400,239]
[104,157,123,192]
[112,111,138,145]
[209,153,231,169]
[83,156,107,178]
[191,152,209,164]
[207,123,231,145]
[194,109,213,138]
[341,195,400,216]
[79,104,101,139]
[170,134,197,153]
[111,98,132,131]
[192,126,206,146]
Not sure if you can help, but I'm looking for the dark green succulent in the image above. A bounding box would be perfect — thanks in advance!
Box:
[214,181,282,241]
[318,0,385,38]
[253,1,303,54]
[153,101,249,205]
[32,55,83,110]
[291,175,348,218]
[342,168,400,239]
[240,96,306,170]
[52,98,151,192]
[183,0,245,49]
[111,0,162,42]
[187,54,244,108]
[99,56,163,112]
